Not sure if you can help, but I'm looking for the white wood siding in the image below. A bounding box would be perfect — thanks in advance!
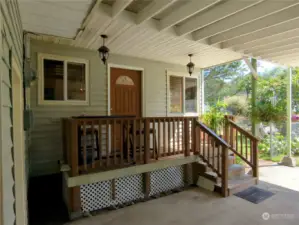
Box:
[29,39,200,176]
[0,1,23,225]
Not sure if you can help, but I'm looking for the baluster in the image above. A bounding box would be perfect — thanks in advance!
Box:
[91,120,95,168]
[153,119,156,159]
[120,120,123,165]
[172,118,175,155]
[217,144,220,172]
[245,137,248,161]
[127,119,130,163]
[106,120,109,167]
[236,130,238,154]
[144,118,150,163]
[113,120,117,165]
[98,120,102,167]
[168,119,171,156]
[208,135,210,163]
[139,119,142,163]
[133,119,136,162]
[240,133,243,157]
[202,131,206,159]
[198,127,201,155]
[177,118,180,154]
[163,118,166,157]
[157,119,160,158]
[83,121,87,171]
[230,125,233,148]
[212,138,215,167]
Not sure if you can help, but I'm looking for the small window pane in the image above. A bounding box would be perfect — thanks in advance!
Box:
[44,59,64,100]
[170,76,183,113]
[67,62,86,101]
[185,78,197,113]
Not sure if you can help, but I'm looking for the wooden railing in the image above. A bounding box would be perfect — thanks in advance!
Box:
[224,115,259,179]
[62,116,197,175]
[195,121,230,196]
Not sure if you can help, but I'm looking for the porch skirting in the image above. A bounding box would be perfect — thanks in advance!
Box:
[80,165,185,212]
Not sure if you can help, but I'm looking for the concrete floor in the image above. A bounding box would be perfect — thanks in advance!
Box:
[66,169,299,225]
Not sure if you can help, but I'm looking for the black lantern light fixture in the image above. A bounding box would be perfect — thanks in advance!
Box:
[98,34,109,65]
[186,54,195,76]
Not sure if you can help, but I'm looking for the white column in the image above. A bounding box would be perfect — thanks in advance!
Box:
[287,67,292,157]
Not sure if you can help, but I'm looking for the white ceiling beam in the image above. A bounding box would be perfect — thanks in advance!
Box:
[176,0,261,36]
[268,52,299,61]
[257,43,299,58]
[222,17,299,49]
[245,37,299,55]
[260,48,299,59]
[82,0,104,28]
[136,0,176,24]
[193,1,298,41]
[209,4,299,45]
[112,0,134,18]
[234,28,299,51]
[159,0,220,31]
[243,57,258,79]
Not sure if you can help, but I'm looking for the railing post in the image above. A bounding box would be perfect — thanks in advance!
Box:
[184,118,190,156]
[70,119,81,213]
[143,118,151,198]
[221,146,228,197]
[252,140,259,180]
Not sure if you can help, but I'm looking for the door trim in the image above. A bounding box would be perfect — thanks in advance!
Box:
[107,63,145,117]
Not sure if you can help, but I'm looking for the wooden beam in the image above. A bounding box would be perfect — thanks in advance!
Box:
[222,17,299,49]
[136,0,176,24]
[256,43,299,58]
[243,57,258,80]
[159,0,220,31]
[112,0,134,18]
[193,1,297,41]
[235,28,299,52]
[210,4,299,45]
[68,155,198,187]
[176,0,259,36]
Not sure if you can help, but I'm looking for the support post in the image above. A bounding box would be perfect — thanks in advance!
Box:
[251,58,257,136]
[221,146,228,197]
[281,67,296,167]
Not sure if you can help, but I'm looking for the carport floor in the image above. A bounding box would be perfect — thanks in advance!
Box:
[66,179,299,225]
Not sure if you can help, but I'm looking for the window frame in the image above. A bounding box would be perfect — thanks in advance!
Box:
[167,70,199,116]
[38,53,89,105]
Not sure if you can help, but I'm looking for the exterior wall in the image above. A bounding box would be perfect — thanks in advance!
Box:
[29,39,201,176]
[0,1,24,225]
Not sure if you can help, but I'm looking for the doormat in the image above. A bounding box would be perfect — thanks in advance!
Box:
[234,186,275,204]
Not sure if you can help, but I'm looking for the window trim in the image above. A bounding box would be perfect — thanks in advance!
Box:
[167,70,199,117]
[38,53,89,105]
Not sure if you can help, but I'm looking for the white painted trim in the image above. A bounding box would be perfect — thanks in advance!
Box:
[37,53,90,106]
[12,57,27,225]
[166,70,199,117]
[107,63,145,117]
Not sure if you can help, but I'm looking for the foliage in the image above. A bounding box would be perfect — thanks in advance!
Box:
[201,101,227,134]
[224,95,248,116]
[258,133,287,157]
[291,137,299,155]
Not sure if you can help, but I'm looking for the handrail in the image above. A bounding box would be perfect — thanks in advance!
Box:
[196,121,230,148]
[227,119,260,141]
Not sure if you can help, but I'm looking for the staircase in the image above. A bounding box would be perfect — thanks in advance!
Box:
[193,116,259,196]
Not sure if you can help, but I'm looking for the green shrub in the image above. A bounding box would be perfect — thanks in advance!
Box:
[224,96,248,116]
[258,133,287,157]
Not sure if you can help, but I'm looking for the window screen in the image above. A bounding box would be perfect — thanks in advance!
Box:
[170,76,183,113]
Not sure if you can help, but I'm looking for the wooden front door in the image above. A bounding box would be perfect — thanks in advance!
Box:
[110,68,142,117]
[110,68,142,154]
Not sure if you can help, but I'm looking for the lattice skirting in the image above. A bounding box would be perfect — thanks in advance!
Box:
[80,165,185,212]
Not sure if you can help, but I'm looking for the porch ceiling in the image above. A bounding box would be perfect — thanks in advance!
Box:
[19,0,299,68]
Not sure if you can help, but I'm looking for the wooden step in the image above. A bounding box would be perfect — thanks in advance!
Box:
[201,171,221,183]
[214,174,258,196]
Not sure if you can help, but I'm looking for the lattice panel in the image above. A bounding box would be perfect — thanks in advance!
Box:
[80,166,185,212]
[80,174,144,212]
[150,166,184,196]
